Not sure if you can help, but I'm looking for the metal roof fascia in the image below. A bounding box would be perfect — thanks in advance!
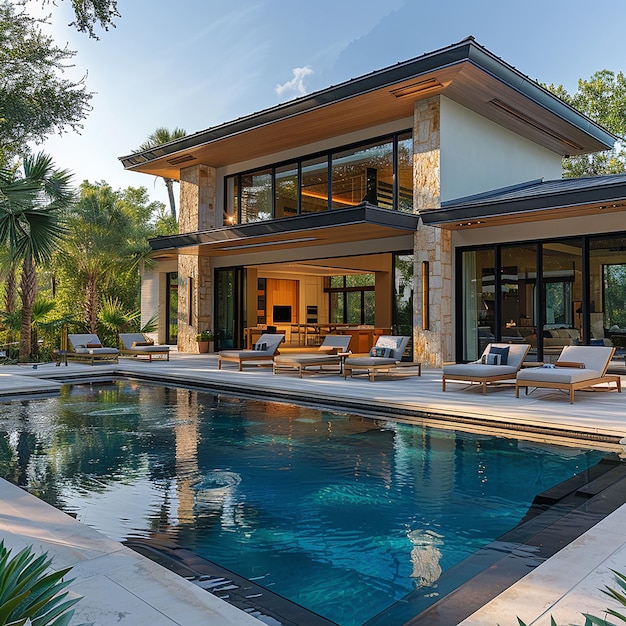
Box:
[149,205,419,252]
[421,184,626,224]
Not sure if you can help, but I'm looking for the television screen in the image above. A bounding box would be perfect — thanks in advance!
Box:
[273,305,292,323]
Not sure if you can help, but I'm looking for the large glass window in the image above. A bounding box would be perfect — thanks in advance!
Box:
[327,274,375,325]
[301,155,329,214]
[275,163,298,218]
[331,139,393,209]
[397,132,413,213]
[224,131,413,223]
[240,168,272,223]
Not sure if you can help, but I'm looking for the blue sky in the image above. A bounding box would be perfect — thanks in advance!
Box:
[34,0,626,207]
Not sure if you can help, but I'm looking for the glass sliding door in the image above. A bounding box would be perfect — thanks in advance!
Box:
[214,267,246,350]
[165,272,178,345]
[460,248,495,361]
[499,244,537,357]
[393,253,414,358]
[541,239,582,359]
[589,235,626,348]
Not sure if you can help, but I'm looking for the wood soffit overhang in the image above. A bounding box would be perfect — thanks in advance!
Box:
[120,38,615,180]
[148,204,419,258]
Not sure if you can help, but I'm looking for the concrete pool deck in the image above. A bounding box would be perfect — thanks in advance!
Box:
[0,353,625,625]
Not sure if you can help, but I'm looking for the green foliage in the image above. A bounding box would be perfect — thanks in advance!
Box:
[136,127,187,219]
[97,296,140,345]
[54,181,161,332]
[546,70,626,177]
[0,2,92,161]
[0,540,82,625]
[195,330,214,342]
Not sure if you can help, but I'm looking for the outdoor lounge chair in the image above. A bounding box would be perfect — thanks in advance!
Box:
[119,333,170,361]
[67,333,119,365]
[442,342,530,394]
[273,335,352,377]
[515,345,621,404]
[217,333,285,371]
[343,336,412,382]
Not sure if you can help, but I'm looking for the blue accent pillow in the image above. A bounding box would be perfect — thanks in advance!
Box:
[489,346,510,365]
[370,346,392,358]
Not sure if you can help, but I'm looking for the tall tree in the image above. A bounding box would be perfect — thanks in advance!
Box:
[0,152,73,360]
[0,2,92,163]
[55,182,161,331]
[136,127,187,219]
[547,70,626,177]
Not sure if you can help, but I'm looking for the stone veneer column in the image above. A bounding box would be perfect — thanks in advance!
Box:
[177,164,217,353]
[413,97,453,367]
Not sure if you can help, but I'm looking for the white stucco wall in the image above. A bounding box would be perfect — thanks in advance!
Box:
[439,97,563,202]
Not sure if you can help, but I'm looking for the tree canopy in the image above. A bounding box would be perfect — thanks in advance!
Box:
[546,70,626,177]
[0,1,92,162]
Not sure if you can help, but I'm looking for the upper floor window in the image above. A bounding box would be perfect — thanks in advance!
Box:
[224,131,412,225]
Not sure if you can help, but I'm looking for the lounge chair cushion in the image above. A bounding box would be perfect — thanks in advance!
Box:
[444,363,519,378]
[119,333,168,353]
[345,356,397,367]
[517,366,603,385]
[68,334,119,355]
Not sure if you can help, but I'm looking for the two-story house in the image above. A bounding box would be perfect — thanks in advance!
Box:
[120,37,626,366]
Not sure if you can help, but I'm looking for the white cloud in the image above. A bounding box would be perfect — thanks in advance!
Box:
[275,66,314,98]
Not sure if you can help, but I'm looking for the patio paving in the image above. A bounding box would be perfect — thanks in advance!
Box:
[0,353,625,625]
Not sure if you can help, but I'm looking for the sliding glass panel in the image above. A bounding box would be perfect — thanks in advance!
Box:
[393,254,414,337]
[460,248,495,361]
[589,235,626,349]
[301,155,329,214]
[275,163,298,218]
[240,168,272,223]
[397,132,414,213]
[541,239,582,360]
[331,139,394,209]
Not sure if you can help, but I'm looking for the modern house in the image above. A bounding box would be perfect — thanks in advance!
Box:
[120,36,626,367]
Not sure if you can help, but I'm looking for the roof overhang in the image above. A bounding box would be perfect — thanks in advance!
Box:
[149,204,419,258]
[420,177,626,230]
[120,38,615,180]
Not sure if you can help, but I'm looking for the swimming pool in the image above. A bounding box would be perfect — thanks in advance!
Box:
[0,382,610,625]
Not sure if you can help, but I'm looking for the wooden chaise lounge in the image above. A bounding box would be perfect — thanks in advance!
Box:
[273,335,351,377]
[343,336,412,382]
[218,333,285,371]
[442,342,530,394]
[67,334,119,365]
[515,345,621,404]
[119,333,170,361]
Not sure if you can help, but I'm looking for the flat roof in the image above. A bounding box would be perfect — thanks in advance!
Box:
[420,173,626,228]
[149,203,419,256]
[120,37,616,180]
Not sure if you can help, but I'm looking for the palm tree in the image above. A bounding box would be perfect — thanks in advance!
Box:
[136,127,187,219]
[58,181,152,332]
[0,153,73,360]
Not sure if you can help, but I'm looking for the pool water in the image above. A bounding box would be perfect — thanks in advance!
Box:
[0,382,609,625]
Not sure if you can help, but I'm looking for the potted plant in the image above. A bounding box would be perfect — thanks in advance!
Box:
[195,330,214,353]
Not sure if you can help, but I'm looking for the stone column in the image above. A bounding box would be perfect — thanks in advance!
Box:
[177,165,217,352]
[413,97,453,367]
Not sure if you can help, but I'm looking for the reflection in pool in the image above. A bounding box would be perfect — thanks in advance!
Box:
[0,382,610,626]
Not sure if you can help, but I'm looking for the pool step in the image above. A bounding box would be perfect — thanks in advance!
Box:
[125,538,337,626]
